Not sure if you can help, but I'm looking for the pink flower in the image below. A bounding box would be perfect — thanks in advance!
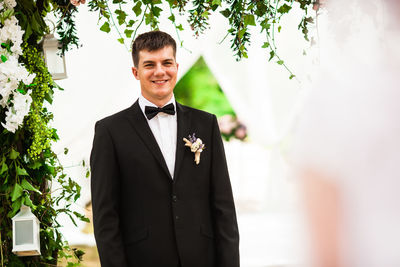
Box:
[234,124,247,140]
[218,115,237,135]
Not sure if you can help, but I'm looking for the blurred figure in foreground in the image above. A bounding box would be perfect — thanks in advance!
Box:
[291,0,400,267]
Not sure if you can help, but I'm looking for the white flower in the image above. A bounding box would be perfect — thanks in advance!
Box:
[0,12,35,133]
[0,16,24,55]
[191,138,203,152]
[1,92,32,133]
[3,0,16,9]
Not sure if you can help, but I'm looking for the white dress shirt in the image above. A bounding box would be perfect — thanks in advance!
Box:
[138,94,177,178]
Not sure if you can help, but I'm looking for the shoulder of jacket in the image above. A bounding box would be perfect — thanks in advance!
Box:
[95,105,134,128]
[179,103,216,121]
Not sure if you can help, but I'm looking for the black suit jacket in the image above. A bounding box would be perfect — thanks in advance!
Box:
[90,100,239,267]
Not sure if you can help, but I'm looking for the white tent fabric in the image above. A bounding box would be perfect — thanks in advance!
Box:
[50,4,313,266]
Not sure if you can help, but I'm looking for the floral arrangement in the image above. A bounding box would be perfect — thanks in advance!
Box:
[0,0,35,133]
[0,0,87,266]
[183,133,205,165]
[218,114,247,141]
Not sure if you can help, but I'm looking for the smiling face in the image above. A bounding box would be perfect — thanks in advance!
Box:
[132,46,179,107]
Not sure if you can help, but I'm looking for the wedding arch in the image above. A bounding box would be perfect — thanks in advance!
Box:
[0,0,316,265]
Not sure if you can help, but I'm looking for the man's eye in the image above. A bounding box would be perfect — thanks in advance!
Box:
[144,64,153,67]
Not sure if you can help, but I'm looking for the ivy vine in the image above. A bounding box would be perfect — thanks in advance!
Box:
[86,0,316,79]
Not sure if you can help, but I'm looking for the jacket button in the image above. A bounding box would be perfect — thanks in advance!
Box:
[175,215,179,220]
[172,195,178,202]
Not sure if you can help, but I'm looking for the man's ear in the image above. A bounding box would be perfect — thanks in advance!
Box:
[131,67,139,80]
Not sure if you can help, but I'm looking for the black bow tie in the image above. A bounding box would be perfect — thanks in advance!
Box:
[145,103,175,120]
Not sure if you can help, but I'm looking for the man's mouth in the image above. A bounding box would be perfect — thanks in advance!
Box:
[152,80,168,84]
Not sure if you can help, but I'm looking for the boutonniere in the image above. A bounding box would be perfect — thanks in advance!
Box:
[183,133,205,165]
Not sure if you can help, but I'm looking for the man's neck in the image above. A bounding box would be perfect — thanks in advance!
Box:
[141,94,174,108]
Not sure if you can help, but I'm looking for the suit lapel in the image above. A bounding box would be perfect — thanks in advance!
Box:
[173,102,192,181]
[125,100,172,180]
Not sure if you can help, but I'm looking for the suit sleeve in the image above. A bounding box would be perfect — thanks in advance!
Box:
[210,115,240,267]
[90,121,128,267]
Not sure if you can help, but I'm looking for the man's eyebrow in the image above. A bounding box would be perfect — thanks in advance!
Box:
[142,60,155,64]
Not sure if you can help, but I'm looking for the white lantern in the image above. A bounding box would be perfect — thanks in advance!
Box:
[40,34,67,80]
[12,205,41,256]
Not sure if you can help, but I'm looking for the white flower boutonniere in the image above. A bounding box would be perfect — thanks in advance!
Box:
[183,133,205,165]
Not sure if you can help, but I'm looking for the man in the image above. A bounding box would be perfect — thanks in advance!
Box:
[90,30,240,267]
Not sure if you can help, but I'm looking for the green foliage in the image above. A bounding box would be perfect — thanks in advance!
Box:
[174,56,235,117]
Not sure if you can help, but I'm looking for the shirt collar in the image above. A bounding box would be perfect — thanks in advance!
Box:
[138,94,176,119]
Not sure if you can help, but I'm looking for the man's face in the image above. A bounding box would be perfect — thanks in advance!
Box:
[132,46,179,106]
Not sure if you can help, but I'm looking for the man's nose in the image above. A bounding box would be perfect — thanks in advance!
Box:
[154,64,166,76]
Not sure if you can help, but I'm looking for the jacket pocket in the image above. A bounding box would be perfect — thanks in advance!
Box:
[200,224,214,240]
[124,226,149,246]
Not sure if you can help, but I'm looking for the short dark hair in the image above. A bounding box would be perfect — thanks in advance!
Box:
[131,31,177,67]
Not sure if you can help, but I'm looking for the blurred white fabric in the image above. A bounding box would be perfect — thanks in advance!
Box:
[291,0,400,266]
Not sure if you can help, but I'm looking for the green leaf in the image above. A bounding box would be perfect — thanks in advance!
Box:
[24,194,36,209]
[9,148,19,159]
[262,42,270,48]
[176,24,184,31]
[1,55,7,62]
[278,26,282,32]
[201,11,209,18]
[10,197,22,217]
[117,38,124,44]
[244,14,256,26]
[68,213,77,227]
[212,0,221,5]
[115,9,127,25]
[152,6,162,17]
[277,3,292,14]
[0,162,8,175]
[289,74,295,80]
[238,28,246,39]
[100,22,111,33]
[73,211,90,223]
[220,8,230,18]
[21,179,42,194]
[85,170,90,178]
[124,29,134,38]
[44,87,54,104]
[132,2,142,17]
[127,19,135,27]
[11,183,23,201]
[29,161,42,169]
[277,60,284,65]
[269,50,275,61]
[64,148,69,155]
[16,166,29,176]
[168,14,175,22]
